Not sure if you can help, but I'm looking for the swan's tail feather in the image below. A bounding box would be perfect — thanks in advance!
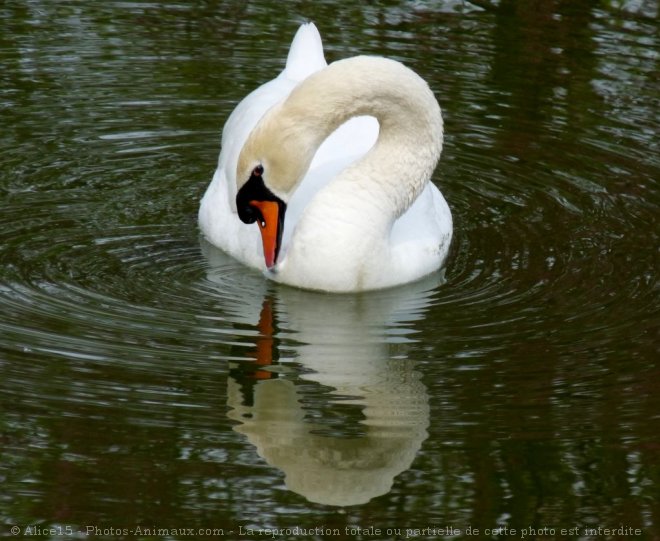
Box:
[284,22,327,82]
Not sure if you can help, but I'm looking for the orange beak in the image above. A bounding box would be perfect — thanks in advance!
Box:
[250,200,284,268]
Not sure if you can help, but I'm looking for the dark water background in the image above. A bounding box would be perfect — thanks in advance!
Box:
[1,1,658,539]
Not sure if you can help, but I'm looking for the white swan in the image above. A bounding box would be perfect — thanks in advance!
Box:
[199,23,452,292]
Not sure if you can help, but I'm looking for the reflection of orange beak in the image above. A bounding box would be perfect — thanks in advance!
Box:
[252,298,276,379]
[250,200,284,268]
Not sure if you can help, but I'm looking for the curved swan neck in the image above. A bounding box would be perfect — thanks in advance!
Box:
[238,56,444,213]
[281,56,443,210]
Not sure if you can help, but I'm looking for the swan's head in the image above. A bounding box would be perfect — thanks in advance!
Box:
[235,163,287,269]
[235,104,317,269]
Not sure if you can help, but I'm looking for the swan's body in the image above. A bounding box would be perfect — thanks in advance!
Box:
[199,23,452,292]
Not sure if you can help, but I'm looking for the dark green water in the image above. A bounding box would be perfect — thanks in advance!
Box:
[1,1,658,539]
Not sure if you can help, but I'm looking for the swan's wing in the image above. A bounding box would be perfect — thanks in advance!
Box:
[282,115,379,252]
[390,182,453,275]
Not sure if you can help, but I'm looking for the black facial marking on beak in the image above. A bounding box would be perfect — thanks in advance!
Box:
[236,167,287,267]
[237,167,277,223]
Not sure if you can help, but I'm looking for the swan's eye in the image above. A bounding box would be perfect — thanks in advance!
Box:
[252,165,264,177]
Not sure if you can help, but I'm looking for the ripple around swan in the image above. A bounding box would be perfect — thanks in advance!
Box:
[1,187,246,361]
[427,121,658,361]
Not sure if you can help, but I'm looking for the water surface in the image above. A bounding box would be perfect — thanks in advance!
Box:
[1,1,658,539]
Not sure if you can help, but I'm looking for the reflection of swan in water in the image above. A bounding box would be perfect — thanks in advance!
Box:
[202,242,439,506]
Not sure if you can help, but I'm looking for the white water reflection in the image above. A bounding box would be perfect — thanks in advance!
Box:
[202,241,441,506]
